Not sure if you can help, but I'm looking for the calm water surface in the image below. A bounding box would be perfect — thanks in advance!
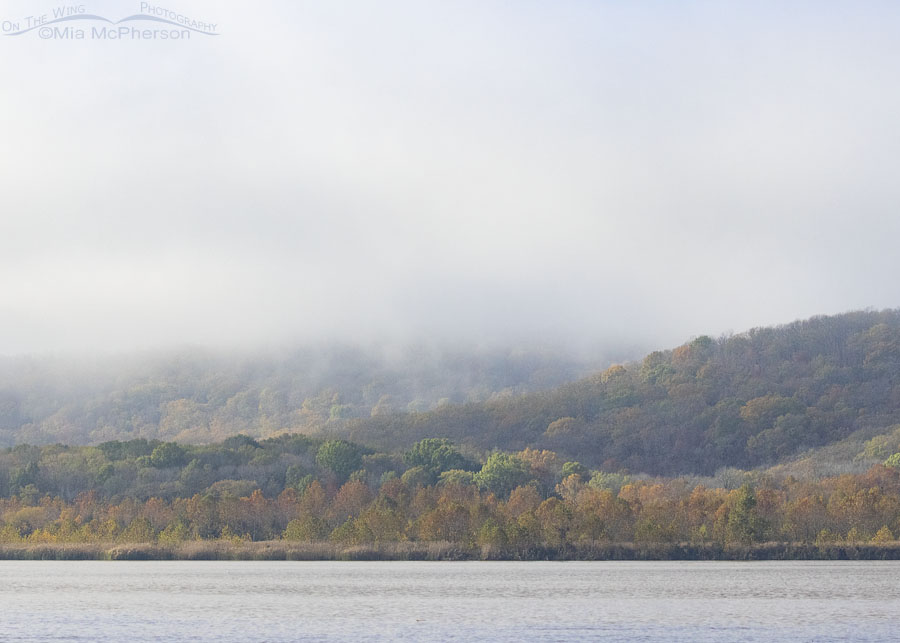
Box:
[1,561,898,641]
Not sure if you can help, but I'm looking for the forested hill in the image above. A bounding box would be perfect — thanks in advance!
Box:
[341,310,900,475]
[3,310,900,478]
[0,344,614,448]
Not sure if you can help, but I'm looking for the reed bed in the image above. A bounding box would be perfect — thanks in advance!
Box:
[2,541,900,561]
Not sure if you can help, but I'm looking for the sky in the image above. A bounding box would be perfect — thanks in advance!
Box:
[1,0,900,356]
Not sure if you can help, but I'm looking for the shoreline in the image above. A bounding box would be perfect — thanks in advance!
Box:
[3,541,900,561]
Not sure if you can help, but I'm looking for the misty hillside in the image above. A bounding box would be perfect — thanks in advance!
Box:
[3,309,900,478]
[337,310,900,475]
[0,344,616,448]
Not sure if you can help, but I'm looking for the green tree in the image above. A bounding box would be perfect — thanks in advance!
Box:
[561,461,588,479]
[474,453,530,497]
[283,516,330,541]
[150,442,188,469]
[316,440,363,482]
[726,484,765,545]
[403,438,470,476]
[400,465,432,487]
[438,469,476,486]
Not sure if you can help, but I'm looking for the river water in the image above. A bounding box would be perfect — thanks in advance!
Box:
[1,561,897,641]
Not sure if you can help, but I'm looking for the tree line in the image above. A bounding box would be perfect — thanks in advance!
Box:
[3,435,900,549]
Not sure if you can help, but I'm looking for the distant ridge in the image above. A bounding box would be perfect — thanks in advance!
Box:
[0,344,613,448]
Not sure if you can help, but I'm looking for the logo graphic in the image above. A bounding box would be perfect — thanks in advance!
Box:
[2,3,219,40]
